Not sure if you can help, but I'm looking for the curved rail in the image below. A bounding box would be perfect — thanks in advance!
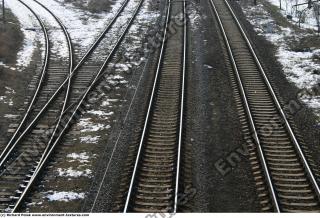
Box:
[123,0,187,212]
[0,0,72,211]
[0,0,73,171]
[30,0,73,173]
[209,0,320,212]
[0,0,130,169]
[12,0,144,212]
[0,0,50,159]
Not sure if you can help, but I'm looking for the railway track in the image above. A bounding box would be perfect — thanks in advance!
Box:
[0,0,72,212]
[2,0,131,156]
[0,0,143,212]
[210,0,320,212]
[122,0,187,213]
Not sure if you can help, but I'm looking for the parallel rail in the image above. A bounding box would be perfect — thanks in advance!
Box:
[0,0,131,167]
[0,0,73,212]
[210,0,320,212]
[1,0,50,160]
[123,0,187,213]
[0,0,143,212]
[11,0,144,212]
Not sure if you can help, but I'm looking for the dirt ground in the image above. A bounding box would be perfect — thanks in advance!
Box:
[230,0,320,176]
[0,8,41,145]
[183,0,261,212]
[1,0,320,213]
[63,0,115,13]
[0,9,23,64]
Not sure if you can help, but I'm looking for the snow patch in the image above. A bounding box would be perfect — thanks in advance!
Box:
[106,74,128,86]
[79,135,100,144]
[0,87,16,106]
[57,167,92,177]
[46,191,85,202]
[87,110,114,118]
[21,0,69,58]
[5,0,42,69]
[4,114,19,119]
[204,64,213,69]
[240,2,320,116]
[267,0,319,30]
[188,6,201,29]
[66,152,91,163]
[78,118,110,132]
[37,0,124,51]
[101,98,119,107]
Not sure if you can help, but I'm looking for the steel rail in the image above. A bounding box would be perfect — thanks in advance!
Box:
[209,0,280,212]
[1,0,72,211]
[0,0,74,171]
[222,0,320,201]
[0,0,50,159]
[174,0,186,213]
[12,0,144,212]
[0,0,130,169]
[29,0,73,186]
[123,0,171,212]
[123,0,185,212]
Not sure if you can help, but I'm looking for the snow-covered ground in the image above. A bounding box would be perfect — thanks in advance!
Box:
[37,0,123,51]
[66,152,91,163]
[22,0,69,58]
[1,0,163,210]
[74,0,160,144]
[187,3,202,30]
[4,0,124,69]
[45,191,85,202]
[0,86,15,106]
[240,1,320,117]
[4,0,42,69]
[268,0,319,30]
[57,167,92,178]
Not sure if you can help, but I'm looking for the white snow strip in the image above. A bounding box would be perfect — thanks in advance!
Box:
[78,118,110,132]
[80,123,106,132]
[66,152,91,163]
[4,114,19,119]
[87,110,114,117]
[106,74,128,86]
[80,135,100,144]
[26,201,43,206]
[67,152,90,161]
[57,167,92,177]
[46,191,85,202]
[101,98,119,107]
